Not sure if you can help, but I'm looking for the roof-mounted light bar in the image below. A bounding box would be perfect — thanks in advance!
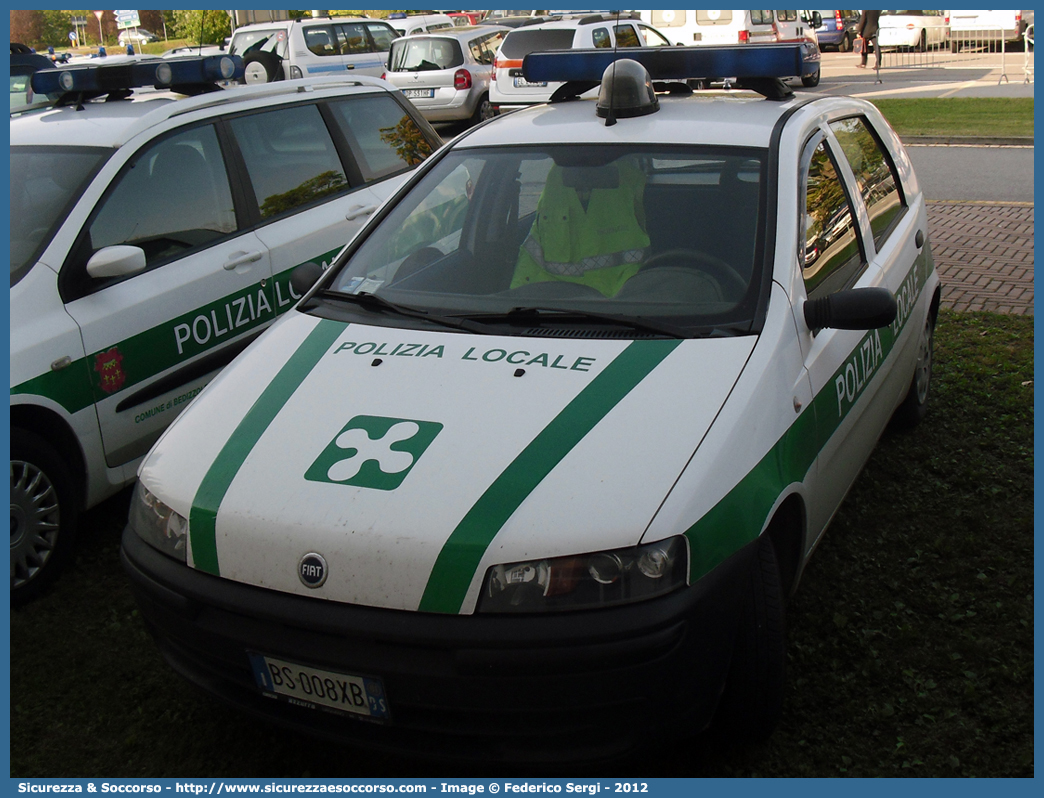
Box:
[31,55,244,100]
[523,44,814,85]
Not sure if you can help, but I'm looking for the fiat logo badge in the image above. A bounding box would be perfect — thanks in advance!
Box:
[298,552,328,588]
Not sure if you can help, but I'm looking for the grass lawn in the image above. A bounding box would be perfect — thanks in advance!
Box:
[871,97,1034,138]
[9,311,1033,777]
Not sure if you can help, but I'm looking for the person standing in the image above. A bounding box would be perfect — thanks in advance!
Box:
[857,9,881,69]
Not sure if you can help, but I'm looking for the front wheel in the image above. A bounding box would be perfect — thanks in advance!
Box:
[713,534,786,741]
[891,316,935,428]
[801,68,821,88]
[11,429,79,604]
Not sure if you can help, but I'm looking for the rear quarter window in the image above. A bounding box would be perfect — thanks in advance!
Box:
[329,95,435,182]
[829,117,906,251]
[500,29,576,58]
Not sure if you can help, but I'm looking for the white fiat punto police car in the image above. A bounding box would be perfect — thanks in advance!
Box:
[122,47,939,761]
[10,56,440,602]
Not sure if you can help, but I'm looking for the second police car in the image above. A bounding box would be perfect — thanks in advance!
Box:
[122,46,940,761]
[10,56,440,602]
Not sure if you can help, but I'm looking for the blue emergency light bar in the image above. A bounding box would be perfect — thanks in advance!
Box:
[522,44,815,84]
[31,54,244,98]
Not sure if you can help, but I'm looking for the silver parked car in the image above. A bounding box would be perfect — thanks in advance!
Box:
[385,25,507,126]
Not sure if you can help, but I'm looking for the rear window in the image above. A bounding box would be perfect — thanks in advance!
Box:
[390,37,465,71]
[500,29,576,58]
[229,28,282,57]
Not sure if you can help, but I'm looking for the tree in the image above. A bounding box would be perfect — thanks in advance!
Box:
[171,9,234,45]
[10,10,46,47]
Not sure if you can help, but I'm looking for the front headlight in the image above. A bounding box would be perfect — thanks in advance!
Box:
[128,481,188,562]
[478,536,688,613]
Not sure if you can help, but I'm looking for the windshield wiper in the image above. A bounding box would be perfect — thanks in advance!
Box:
[314,290,485,333]
[454,307,695,338]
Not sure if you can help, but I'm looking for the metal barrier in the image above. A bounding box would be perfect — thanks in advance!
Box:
[1024,25,1034,84]
[878,24,1034,84]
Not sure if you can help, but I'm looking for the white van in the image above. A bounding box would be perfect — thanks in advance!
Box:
[637,10,823,86]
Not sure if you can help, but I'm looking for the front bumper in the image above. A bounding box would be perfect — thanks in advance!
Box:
[122,527,756,763]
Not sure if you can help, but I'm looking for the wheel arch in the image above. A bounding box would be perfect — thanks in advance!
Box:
[10,403,88,511]
[762,492,806,600]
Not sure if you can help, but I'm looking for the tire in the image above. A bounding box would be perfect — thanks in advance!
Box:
[916,30,927,52]
[951,39,960,54]
[801,68,821,88]
[840,33,852,52]
[11,429,80,604]
[469,92,495,126]
[713,534,786,742]
[242,51,284,85]
[891,315,935,428]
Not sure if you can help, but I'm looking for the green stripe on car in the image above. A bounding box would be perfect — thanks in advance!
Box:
[418,339,682,615]
[685,253,933,581]
[188,319,346,575]
[10,251,342,414]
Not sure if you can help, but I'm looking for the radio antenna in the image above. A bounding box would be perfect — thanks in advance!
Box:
[605,10,620,126]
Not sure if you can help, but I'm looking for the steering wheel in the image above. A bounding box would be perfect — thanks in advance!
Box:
[640,248,748,297]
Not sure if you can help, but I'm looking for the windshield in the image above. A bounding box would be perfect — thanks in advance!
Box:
[320,145,767,337]
[11,145,110,285]
[390,37,464,71]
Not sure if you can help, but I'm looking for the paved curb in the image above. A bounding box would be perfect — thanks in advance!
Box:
[903,135,1034,146]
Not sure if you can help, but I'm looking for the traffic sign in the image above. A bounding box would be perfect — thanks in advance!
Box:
[115,9,141,30]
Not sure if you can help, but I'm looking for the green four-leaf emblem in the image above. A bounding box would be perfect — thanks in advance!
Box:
[305,416,443,491]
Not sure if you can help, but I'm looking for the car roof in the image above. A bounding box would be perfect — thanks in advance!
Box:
[455,91,808,150]
[391,24,508,42]
[9,75,393,149]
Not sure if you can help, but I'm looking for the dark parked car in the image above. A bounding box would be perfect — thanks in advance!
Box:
[810,9,861,51]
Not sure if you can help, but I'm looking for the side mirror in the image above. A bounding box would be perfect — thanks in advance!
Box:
[812,12,823,28]
[803,287,897,331]
[290,261,325,297]
[86,245,147,279]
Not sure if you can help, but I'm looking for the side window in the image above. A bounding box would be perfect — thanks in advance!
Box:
[750,10,774,25]
[229,104,349,219]
[592,27,612,48]
[328,94,434,182]
[365,23,396,53]
[777,10,798,23]
[829,117,906,252]
[338,23,370,55]
[303,25,338,57]
[615,25,642,47]
[88,125,236,269]
[801,137,864,299]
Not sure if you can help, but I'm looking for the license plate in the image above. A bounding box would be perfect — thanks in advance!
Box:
[513,77,547,88]
[402,88,435,98]
[248,653,390,721]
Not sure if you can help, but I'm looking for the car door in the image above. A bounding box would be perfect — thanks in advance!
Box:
[236,93,438,309]
[337,21,395,76]
[793,123,908,541]
[60,122,274,468]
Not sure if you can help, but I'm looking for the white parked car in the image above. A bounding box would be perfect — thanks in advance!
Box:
[123,46,939,762]
[227,15,399,84]
[118,28,159,46]
[385,12,456,37]
[10,56,440,602]
[385,25,507,125]
[490,12,674,112]
[877,10,949,52]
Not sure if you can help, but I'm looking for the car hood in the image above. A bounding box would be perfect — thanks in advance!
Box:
[140,312,756,613]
